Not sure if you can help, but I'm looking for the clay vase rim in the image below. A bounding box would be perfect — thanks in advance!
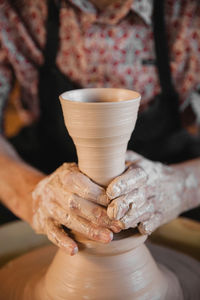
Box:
[59,88,141,105]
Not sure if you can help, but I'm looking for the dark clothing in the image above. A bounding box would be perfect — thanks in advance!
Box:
[9,0,200,171]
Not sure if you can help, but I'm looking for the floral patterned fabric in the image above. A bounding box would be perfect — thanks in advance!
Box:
[0,0,200,132]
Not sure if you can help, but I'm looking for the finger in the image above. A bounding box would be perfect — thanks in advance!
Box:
[107,165,147,199]
[138,213,162,235]
[107,189,146,220]
[47,201,113,243]
[67,194,122,233]
[120,202,155,229]
[64,214,113,243]
[48,189,122,233]
[125,151,143,163]
[45,218,78,256]
[59,163,109,206]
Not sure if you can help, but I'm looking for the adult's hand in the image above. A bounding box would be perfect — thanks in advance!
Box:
[107,151,194,235]
[32,163,122,255]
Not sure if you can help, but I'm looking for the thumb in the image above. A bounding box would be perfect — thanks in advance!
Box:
[138,213,162,235]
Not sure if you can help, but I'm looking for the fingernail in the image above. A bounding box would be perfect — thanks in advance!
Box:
[110,225,119,233]
[107,185,120,200]
[112,184,121,197]
[99,194,110,206]
[70,246,78,256]
[107,184,121,199]
[111,221,124,233]
[107,204,122,220]
[99,230,113,243]
[139,222,149,235]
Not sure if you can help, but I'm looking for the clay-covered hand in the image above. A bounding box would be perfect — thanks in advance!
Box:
[32,163,121,255]
[107,151,192,234]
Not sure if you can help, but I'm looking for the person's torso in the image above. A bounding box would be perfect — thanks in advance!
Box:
[0,0,200,172]
[1,0,200,122]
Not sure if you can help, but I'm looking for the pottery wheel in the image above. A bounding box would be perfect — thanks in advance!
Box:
[147,242,200,300]
[0,242,200,300]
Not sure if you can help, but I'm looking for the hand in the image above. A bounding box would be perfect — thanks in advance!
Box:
[32,163,121,255]
[107,151,186,235]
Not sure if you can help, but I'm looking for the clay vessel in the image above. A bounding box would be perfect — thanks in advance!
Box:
[0,88,183,300]
[60,88,140,186]
[0,231,183,300]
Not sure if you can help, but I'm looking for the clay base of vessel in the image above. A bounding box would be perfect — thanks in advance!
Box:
[0,231,185,300]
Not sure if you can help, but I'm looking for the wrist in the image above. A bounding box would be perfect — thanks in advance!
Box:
[171,163,199,214]
[18,164,45,225]
[0,155,45,225]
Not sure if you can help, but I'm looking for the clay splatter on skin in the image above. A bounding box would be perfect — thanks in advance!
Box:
[107,153,199,234]
[32,162,120,254]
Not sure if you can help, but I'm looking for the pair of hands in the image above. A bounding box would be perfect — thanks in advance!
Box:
[32,151,184,255]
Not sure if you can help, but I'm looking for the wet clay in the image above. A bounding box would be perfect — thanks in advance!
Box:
[0,233,185,300]
[60,88,141,186]
[0,89,185,299]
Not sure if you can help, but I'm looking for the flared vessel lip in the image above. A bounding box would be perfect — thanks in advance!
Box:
[60,88,141,105]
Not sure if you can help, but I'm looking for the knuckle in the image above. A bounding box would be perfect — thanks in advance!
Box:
[139,222,150,235]
[68,195,78,209]
[92,206,106,219]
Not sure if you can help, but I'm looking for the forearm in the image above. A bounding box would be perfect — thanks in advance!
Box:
[172,158,200,213]
[0,135,44,224]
